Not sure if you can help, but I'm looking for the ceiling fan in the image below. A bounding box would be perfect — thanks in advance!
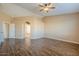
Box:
[39,3,55,13]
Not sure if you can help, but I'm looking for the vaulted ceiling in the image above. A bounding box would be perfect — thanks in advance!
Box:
[15,3,79,16]
[0,3,79,17]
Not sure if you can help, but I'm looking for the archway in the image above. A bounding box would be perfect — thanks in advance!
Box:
[24,21,31,48]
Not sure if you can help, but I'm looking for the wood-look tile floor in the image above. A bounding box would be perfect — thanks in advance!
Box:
[0,38,79,56]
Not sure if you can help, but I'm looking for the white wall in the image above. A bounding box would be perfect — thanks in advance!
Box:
[43,13,79,44]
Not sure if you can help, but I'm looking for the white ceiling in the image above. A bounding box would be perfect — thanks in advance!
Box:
[0,3,40,17]
[15,3,79,16]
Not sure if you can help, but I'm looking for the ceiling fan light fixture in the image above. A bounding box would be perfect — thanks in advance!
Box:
[39,3,55,13]
[44,7,49,11]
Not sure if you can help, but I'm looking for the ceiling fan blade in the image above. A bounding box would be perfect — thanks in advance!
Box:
[49,7,55,9]
[48,3,52,6]
[39,5,44,7]
[44,3,48,6]
[40,9,43,11]
[46,10,48,13]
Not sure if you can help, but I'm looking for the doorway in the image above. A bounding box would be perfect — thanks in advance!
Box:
[24,21,31,48]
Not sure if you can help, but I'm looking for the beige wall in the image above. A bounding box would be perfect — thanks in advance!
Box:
[43,13,79,44]
[0,11,79,44]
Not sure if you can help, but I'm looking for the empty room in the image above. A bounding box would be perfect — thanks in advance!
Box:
[0,3,79,56]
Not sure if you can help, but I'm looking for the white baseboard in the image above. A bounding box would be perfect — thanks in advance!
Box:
[43,37,79,44]
[31,37,43,39]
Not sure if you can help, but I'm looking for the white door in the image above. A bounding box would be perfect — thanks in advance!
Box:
[0,22,4,45]
[3,23,9,39]
[9,24,16,38]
